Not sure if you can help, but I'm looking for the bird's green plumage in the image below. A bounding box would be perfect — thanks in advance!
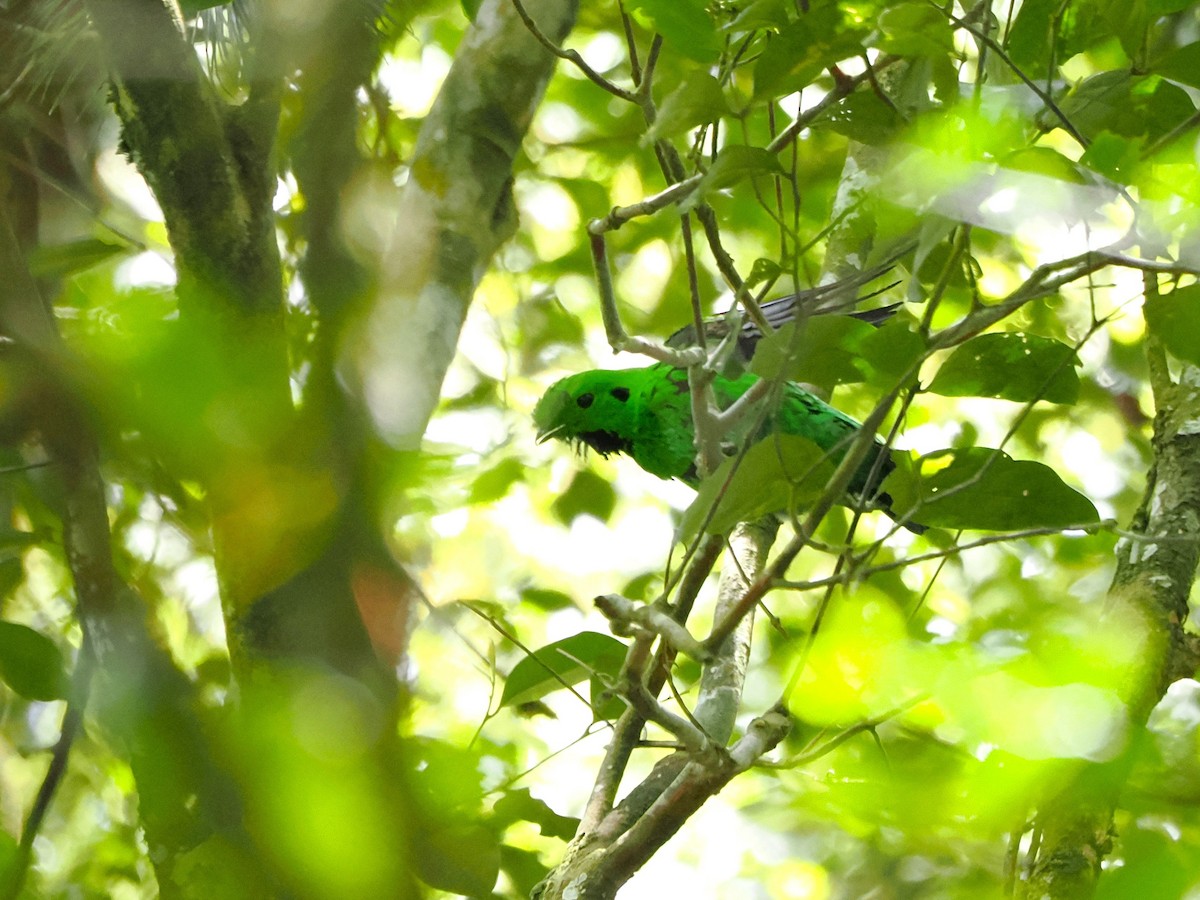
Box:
[533,363,923,531]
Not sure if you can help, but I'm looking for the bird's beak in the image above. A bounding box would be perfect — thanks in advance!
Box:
[535,424,563,445]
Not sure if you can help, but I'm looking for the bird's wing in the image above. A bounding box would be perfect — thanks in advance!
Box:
[667,255,908,363]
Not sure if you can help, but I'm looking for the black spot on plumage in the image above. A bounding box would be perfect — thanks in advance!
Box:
[577,393,594,408]
[611,386,630,402]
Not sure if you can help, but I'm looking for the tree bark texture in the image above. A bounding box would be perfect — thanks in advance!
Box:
[357,0,579,447]
[1024,335,1200,897]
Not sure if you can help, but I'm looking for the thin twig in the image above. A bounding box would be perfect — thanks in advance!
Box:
[2,647,95,900]
[510,0,637,101]
[937,4,1088,149]
[776,522,1112,592]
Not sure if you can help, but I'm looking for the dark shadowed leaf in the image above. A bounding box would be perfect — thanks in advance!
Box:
[412,823,500,897]
[746,257,783,288]
[1152,41,1200,89]
[681,435,835,540]
[1144,285,1200,367]
[501,632,628,709]
[883,448,1099,531]
[1002,147,1090,184]
[551,469,616,524]
[492,788,580,840]
[179,0,233,11]
[0,621,68,701]
[928,333,1081,404]
[28,238,130,277]
[1055,71,1133,140]
[0,557,24,601]
[468,457,526,505]
[501,845,552,897]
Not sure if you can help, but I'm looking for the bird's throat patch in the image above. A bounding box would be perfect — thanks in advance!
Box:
[578,430,633,458]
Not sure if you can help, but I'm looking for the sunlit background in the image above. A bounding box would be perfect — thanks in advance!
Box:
[3,0,1200,897]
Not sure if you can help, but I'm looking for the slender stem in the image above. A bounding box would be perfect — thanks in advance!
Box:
[510,0,637,100]
[2,648,95,900]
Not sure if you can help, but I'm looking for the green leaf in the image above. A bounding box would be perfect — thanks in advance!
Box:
[1141,78,1196,145]
[179,0,233,11]
[1002,147,1090,185]
[822,91,905,144]
[0,621,69,701]
[1055,71,1133,140]
[681,435,836,539]
[411,737,485,812]
[500,632,628,709]
[492,788,580,840]
[519,587,576,611]
[753,8,861,100]
[856,318,927,384]
[745,257,783,288]
[626,0,721,63]
[681,146,784,211]
[0,830,17,890]
[551,469,617,524]
[0,557,24,601]
[1148,0,1195,12]
[1144,285,1200,366]
[412,823,500,897]
[750,316,878,390]
[1006,0,1058,68]
[727,0,791,30]
[1079,131,1143,183]
[1151,41,1200,89]
[876,3,955,56]
[27,238,130,278]
[702,146,784,190]
[927,333,1081,404]
[883,448,1099,531]
[644,72,730,144]
[1093,826,1194,900]
[467,457,525,505]
[501,845,552,897]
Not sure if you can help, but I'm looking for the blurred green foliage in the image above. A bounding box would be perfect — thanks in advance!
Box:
[0,0,1197,897]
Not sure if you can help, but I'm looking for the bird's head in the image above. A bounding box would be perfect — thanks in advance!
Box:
[533,369,639,459]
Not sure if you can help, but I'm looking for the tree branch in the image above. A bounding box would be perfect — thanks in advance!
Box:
[357,0,579,447]
[1022,279,1200,896]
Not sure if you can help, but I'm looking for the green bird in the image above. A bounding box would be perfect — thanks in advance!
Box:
[533,363,926,534]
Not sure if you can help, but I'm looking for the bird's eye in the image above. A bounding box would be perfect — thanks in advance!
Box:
[577,393,594,408]
[610,387,630,403]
